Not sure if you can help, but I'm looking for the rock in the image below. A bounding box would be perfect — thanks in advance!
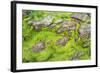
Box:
[56,20,76,33]
[55,19,63,24]
[79,24,91,38]
[66,21,76,30]
[32,41,45,52]
[70,51,84,60]
[71,13,90,22]
[41,16,53,26]
[56,36,69,46]
[28,16,53,31]
[56,27,67,34]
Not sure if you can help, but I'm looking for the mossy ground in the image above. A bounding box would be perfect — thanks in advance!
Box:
[22,10,91,63]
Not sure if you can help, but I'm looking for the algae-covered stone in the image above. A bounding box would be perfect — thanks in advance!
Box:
[71,13,90,22]
[56,20,76,33]
[28,16,53,31]
[56,36,69,46]
[41,16,53,26]
[79,24,91,38]
[32,41,45,52]
[70,51,84,60]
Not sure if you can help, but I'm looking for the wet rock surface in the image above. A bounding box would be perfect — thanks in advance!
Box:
[71,13,90,22]
[70,51,84,60]
[56,20,76,33]
[32,41,45,52]
[28,16,53,31]
[56,36,69,46]
[79,24,91,38]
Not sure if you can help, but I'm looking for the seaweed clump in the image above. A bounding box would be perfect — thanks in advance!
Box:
[22,10,91,63]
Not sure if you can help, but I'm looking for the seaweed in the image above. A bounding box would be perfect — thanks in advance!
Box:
[22,10,91,63]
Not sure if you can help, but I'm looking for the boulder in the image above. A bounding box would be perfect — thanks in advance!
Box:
[79,24,91,38]
[56,36,69,46]
[71,13,90,22]
[41,16,53,26]
[56,20,76,33]
[32,41,45,52]
[28,16,53,31]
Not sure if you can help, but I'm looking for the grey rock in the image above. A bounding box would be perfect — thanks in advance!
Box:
[32,41,45,52]
[79,24,91,38]
[62,20,69,26]
[71,13,90,22]
[56,36,69,46]
[55,19,63,24]
[70,51,84,60]
[56,20,76,33]
[56,27,67,34]
[41,16,53,26]
[28,16,53,31]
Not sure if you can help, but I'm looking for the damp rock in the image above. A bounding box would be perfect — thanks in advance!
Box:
[55,19,63,24]
[56,20,76,33]
[79,24,91,38]
[56,20,68,33]
[56,27,68,34]
[71,13,90,22]
[66,21,76,30]
[56,36,69,46]
[28,20,43,31]
[82,39,91,48]
[70,51,84,60]
[28,16,53,31]
[32,41,45,52]
[41,16,53,26]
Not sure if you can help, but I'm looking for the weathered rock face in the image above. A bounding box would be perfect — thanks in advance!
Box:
[41,16,53,26]
[70,51,84,60]
[32,41,45,52]
[56,20,76,33]
[28,16,53,31]
[56,36,69,46]
[71,13,90,22]
[79,24,91,38]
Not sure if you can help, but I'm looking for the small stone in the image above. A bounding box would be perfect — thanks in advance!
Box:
[32,41,45,52]
[56,36,69,46]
